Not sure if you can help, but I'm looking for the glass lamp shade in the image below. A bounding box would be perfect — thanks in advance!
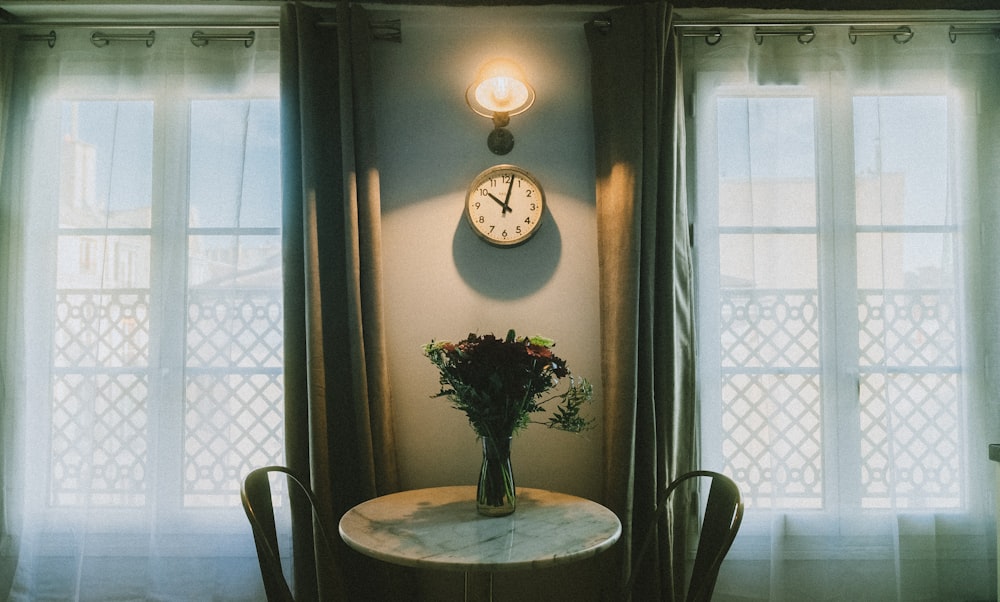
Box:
[466,58,535,118]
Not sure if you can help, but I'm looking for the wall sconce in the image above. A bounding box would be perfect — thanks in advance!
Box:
[466,58,535,155]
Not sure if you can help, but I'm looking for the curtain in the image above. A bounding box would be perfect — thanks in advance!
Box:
[686,21,1000,601]
[585,3,698,601]
[0,25,281,602]
[279,3,411,600]
[0,28,20,598]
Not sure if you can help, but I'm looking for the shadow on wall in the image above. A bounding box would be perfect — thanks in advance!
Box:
[452,212,561,299]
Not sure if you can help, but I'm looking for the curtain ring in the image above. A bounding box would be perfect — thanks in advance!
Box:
[754,27,815,45]
[90,31,155,48]
[90,31,110,47]
[189,31,256,48]
[370,19,401,42]
[680,28,722,45]
[191,31,209,47]
[19,30,56,48]
[849,26,913,45]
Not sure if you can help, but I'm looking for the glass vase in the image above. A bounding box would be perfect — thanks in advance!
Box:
[477,436,515,516]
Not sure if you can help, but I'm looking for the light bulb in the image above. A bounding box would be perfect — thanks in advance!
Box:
[466,59,535,118]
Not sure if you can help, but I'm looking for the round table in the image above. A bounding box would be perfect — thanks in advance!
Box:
[338,485,621,601]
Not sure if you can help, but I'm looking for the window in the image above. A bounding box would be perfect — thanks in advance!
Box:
[1,26,286,600]
[694,83,970,513]
[683,22,1000,600]
[48,98,283,512]
[17,38,283,522]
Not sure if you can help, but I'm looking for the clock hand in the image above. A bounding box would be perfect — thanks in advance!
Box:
[488,192,512,214]
[501,174,515,213]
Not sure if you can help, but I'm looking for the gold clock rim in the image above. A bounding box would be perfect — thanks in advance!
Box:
[464,163,546,248]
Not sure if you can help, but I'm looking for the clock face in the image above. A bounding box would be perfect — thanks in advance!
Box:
[465,165,545,247]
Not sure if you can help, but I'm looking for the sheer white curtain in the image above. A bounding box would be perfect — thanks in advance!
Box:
[0,26,282,601]
[686,21,1000,601]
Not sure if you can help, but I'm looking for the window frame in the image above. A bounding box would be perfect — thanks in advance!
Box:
[690,69,982,538]
[21,88,283,536]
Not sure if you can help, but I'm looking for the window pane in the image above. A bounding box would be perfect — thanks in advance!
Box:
[718,97,816,227]
[858,289,958,368]
[53,289,150,369]
[187,234,282,292]
[59,101,152,229]
[721,290,820,369]
[720,233,817,290]
[715,96,823,509]
[184,371,283,507]
[718,97,817,181]
[854,96,950,227]
[57,235,151,290]
[184,101,283,506]
[50,371,149,507]
[856,232,956,290]
[859,371,961,509]
[188,99,281,229]
[854,96,962,510]
[720,179,817,229]
[722,371,823,509]
[51,101,153,507]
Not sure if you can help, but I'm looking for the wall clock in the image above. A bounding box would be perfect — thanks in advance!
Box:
[465,164,545,247]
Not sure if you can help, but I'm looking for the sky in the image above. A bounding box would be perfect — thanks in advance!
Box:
[61,98,281,230]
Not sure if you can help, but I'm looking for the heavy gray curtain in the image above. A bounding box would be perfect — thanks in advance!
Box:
[0,29,19,600]
[280,3,410,600]
[586,3,698,600]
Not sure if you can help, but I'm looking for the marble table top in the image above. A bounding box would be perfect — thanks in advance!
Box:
[338,485,622,573]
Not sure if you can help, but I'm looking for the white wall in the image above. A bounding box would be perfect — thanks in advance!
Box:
[372,6,608,599]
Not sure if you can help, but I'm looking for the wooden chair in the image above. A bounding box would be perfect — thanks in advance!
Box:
[241,465,337,602]
[623,470,744,602]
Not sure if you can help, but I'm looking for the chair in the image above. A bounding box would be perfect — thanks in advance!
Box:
[241,465,338,602]
[622,470,744,602]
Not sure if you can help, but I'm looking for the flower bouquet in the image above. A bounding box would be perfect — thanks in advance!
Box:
[423,329,593,515]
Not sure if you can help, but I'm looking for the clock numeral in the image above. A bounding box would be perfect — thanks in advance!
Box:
[478,216,485,224]
[524,217,531,224]
[526,190,533,197]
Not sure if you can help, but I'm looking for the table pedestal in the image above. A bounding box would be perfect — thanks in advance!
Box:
[464,571,492,602]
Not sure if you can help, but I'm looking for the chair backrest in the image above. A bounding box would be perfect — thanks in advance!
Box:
[681,471,743,602]
[624,470,744,602]
[241,465,335,602]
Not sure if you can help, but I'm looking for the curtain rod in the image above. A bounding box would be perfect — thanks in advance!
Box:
[673,17,1000,28]
[592,14,1000,40]
[667,20,1000,45]
[7,18,403,45]
[588,13,1000,44]
[0,19,280,30]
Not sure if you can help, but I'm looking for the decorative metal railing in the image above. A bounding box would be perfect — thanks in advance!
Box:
[719,288,961,510]
[49,289,284,508]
